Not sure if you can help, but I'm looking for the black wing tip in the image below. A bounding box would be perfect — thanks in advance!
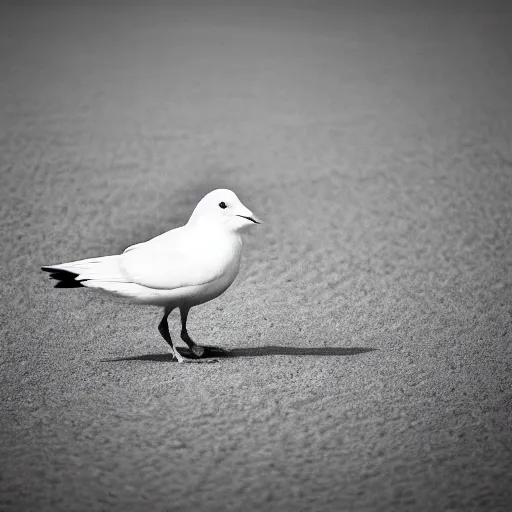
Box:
[42,266,85,288]
[54,280,84,289]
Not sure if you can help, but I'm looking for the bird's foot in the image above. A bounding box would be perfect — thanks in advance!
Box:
[196,345,228,357]
[171,348,218,364]
[177,355,219,364]
[181,330,227,359]
[191,345,206,358]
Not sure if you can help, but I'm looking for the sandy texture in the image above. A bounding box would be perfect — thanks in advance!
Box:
[1,1,511,511]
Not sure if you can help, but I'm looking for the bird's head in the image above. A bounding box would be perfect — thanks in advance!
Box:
[188,189,262,233]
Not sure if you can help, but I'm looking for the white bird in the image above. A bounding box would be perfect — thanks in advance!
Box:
[42,189,262,363]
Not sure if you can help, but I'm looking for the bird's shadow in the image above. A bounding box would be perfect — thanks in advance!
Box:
[101,345,377,363]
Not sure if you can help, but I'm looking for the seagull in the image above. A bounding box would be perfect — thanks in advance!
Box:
[41,189,262,363]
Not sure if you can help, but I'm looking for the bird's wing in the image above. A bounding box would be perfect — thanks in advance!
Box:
[119,226,228,290]
[42,255,129,284]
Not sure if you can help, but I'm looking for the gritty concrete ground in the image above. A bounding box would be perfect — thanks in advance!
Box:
[1,1,511,511]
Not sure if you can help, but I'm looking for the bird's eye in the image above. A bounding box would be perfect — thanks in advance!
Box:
[219,202,227,209]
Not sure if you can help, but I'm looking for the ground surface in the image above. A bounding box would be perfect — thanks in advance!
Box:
[1,1,511,511]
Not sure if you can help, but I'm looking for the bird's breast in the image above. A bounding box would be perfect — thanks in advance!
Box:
[200,231,242,280]
[179,231,242,305]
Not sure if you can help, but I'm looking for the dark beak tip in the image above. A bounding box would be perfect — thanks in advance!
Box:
[238,215,260,224]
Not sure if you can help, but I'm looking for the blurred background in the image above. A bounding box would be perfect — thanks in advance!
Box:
[1,1,511,511]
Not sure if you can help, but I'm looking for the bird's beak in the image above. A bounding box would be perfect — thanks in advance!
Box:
[248,214,263,224]
[236,209,263,224]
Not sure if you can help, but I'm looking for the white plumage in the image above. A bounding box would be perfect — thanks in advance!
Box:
[42,189,261,363]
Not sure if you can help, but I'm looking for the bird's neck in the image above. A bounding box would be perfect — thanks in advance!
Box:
[188,218,242,245]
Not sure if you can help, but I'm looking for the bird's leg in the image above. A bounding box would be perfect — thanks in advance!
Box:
[159,308,217,364]
[158,309,184,363]
[179,307,205,357]
[180,307,226,357]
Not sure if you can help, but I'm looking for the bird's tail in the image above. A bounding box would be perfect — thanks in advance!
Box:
[41,255,128,288]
